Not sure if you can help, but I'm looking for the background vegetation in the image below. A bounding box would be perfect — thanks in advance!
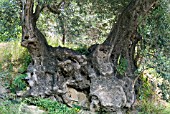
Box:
[0,0,170,113]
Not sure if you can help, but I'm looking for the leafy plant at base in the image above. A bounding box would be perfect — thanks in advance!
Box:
[23,97,79,114]
[138,100,164,114]
[137,74,165,114]
[116,56,128,75]
[9,74,27,93]
[138,75,154,100]
[75,45,89,55]
[0,100,20,114]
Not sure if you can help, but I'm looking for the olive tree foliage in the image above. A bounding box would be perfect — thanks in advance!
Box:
[34,0,131,47]
[19,0,131,47]
[138,0,170,101]
[0,0,21,42]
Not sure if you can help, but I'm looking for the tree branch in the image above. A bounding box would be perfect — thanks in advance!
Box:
[104,0,158,56]
[34,4,46,22]
[47,0,65,14]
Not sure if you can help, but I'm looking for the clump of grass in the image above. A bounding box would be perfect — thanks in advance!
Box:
[0,96,80,114]
[136,72,169,114]
[0,99,20,114]
[23,97,80,114]
[162,103,170,114]
[137,100,164,114]
[9,74,27,93]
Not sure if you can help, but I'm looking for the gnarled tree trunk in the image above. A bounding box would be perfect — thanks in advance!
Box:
[21,0,157,113]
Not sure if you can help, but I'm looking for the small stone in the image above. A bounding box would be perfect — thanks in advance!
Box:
[21,104,45,114]
[0,84,7,94]
[16,91,25,97]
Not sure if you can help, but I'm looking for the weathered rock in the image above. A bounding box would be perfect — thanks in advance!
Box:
[63,87,89,108]
[0,84,7,95]
[0,81,7,99]
[78,110,96,114]
[20,104,45,114]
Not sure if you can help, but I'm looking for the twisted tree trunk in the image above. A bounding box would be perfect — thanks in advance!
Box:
[21,0,157,113]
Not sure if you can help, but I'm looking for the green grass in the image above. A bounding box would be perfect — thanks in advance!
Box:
[136,72,170,114]
[137,100,164,114]
[23,97,80,114]
[0,99,21,114]
[161,103,170,114]
[0,96,80,114]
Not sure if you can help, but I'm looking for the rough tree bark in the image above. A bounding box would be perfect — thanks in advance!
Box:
[21,0,157,113]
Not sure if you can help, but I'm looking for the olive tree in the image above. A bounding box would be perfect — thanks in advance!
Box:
[21,0,157,112]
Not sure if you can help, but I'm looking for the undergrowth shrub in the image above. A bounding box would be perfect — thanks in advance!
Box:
[23,97,80,114]
[160,80,170,101]
[0,40,31,93]
[136,70,168,114]
[9,74,27,93]
[0,99,20,114]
